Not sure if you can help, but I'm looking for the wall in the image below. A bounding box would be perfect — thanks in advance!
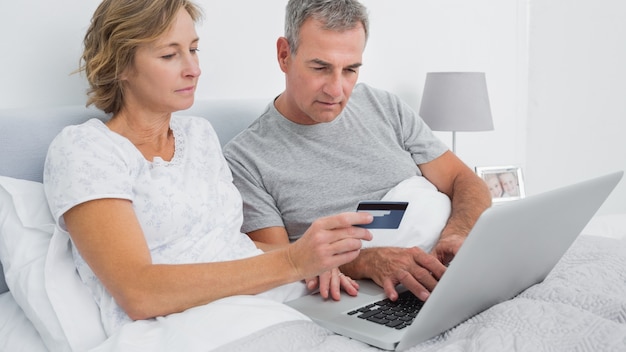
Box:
[0,1,96,108]
[2,1,621,213]
[0,0,523,169]
[527,0,626,214]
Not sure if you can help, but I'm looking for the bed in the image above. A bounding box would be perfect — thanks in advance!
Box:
[1,101,626,352]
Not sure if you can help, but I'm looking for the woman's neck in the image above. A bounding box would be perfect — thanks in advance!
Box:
[106,109,175,162]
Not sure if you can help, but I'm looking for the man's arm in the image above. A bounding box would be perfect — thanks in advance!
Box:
[248,227,291,246]
[341,151,491,301]
[419,151,492,264]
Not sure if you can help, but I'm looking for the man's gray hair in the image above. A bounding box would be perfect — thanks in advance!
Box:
[285,0,369,54]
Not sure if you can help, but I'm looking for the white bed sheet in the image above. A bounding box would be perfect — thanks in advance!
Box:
[0,291,47,352]
[1,213,624,352]
[216,234,626,352]
[581,213,626,240]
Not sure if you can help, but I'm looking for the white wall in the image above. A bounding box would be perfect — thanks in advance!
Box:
[1,1,622,213]
[527,0,626,214]
[0,0,523,168]
[0,1,97,108]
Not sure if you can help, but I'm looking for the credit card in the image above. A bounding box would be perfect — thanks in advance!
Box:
[356,201,408,229]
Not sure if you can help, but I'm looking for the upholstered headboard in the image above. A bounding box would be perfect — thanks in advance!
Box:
[0,98,269,294]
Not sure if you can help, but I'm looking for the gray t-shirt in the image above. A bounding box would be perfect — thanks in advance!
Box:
[224,83,448,241]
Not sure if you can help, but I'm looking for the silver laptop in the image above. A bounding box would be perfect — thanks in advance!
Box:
[286,171,623,351]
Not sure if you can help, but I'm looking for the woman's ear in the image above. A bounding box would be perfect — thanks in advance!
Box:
[119,67,129,81]
[276,37,291,73]
[118,60,135,81]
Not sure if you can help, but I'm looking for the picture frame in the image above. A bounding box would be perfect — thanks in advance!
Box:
[475,165,525,203]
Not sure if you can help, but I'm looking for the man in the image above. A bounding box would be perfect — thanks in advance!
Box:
[224,0,491,302]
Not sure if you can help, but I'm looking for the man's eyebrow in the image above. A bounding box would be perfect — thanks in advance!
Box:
[309,58,331,66]
[309,58,362,69]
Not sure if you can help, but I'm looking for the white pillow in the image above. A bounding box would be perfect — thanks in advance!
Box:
[0,176,106,351]
[581,213,626,240]
[363,176,451,252]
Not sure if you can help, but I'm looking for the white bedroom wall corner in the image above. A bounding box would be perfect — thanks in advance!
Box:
[515,0,530,184]
[525,0,626,214]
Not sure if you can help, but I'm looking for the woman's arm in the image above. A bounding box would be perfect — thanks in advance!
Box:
[64,198,372,320]
[248,227,361,300]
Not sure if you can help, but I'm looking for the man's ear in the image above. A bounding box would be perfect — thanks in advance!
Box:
[276,37,291,73]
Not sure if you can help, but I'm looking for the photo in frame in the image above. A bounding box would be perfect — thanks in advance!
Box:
[475,165,525,203]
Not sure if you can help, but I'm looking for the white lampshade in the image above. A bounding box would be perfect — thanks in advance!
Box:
[419,72,494,131]
[419,72,494,153]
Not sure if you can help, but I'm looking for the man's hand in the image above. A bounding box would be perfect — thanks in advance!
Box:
[430,234,465,266]
[305,267,360,301]
[342,246,447,302]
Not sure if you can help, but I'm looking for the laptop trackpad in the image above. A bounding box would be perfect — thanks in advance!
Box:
[356,280,392,296]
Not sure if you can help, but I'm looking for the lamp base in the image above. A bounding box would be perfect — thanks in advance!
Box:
[451,131,457,154]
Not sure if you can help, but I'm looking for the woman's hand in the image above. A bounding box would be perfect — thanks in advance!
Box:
[286,212,373,284]
[305,267,360,300]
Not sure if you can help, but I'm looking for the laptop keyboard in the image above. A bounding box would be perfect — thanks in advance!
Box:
[347,290,424,330]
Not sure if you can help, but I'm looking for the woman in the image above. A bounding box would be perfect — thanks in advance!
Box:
[43,0,372,336]
[484,173,504,198]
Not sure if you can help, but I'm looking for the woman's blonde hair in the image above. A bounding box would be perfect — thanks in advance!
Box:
[80,0,202,114]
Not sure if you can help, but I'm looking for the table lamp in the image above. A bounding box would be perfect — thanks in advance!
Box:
[419,72,494,154]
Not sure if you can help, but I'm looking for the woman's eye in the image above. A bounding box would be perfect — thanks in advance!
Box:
[161,54,176,59]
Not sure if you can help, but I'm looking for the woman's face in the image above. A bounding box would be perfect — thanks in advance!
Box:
[486,176,503,198]
[120,8,201,115]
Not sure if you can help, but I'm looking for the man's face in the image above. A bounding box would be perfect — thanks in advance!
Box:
[499,173,519,196]
[276,18,366,125]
